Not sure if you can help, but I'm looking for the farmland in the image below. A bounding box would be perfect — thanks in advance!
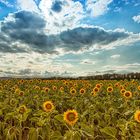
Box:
[0,79,140,140]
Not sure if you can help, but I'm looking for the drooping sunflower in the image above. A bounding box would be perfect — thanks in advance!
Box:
[43,101,54,112]
[64,110,78,126]
[123,91,132,99]
[79,88,86,94]
[134,110,140,123]
[107,86,113,93]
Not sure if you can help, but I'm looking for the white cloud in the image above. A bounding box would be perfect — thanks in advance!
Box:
[17,0,39,12]
[110,54,120,59]
[39,0,84,34]
[0,0,14,8]
[86,0,113,17]
[103,63,140,71]
[133,15,140,24]
[0,52,74,77]
[80,59,96,65]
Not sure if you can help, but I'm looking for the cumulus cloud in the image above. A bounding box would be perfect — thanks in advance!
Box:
[133,15,140,24]
[17,0,39,12]
[38,0,84,33]
[0,11,140,55]
[86,0,113,17]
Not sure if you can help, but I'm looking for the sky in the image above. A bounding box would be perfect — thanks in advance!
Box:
[0,0,140,77]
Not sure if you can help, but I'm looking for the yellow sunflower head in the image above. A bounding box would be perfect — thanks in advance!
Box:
[120,89,126,94]
[19,91,24,96]
[34,86,40,91]
[91,91,97,96]
[70,88,77,95]
[123,91,132,99]
[64,109,78,126]
[93,87,99,93]
[107,86,113,93]
[96,84,101,89]
[60,86,64,92]
[134,110,140,123]
[79,88,86,94]
[44,87,50,93]
[43,101,54,112]
[137,86,140,91]
[52,86,57,91]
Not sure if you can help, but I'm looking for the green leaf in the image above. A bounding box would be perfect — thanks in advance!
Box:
[64,131,73,140]
[50,131,63,140]
[54,114,64,123]
[72,131,81,140]
[28,128,38,140]
[100,127,117,138]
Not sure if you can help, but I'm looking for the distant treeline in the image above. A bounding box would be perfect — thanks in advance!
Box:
[45,73,140,80]
[1,72,140,80]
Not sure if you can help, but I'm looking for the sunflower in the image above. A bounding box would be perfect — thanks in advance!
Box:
[64,110,78,126]
[107,86,113,93]
[18,105,27,114]
[134,110,140,123]
[10,99,18,107]
[19,91,24,96]
[91,91,97,96]
[70,88,76,95]
[15,88,20,94]
[44,87,50,93]
[0,86,3,91]
[34,86,40,91]
[79,88,86,94]
[52,86,57,91]
[120,89,126,94]
[60,86,64,92]
[137,86,140,91]
[43,101,54,112]
[96,84,101,89]
[93,87,99,93]
[123,91,132,99]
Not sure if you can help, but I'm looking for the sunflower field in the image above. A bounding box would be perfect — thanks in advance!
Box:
[0,79,140,140]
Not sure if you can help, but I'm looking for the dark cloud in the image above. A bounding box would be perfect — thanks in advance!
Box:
[51,1,63,13]
[0,11,131,54]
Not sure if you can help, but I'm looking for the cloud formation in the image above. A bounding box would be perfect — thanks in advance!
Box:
[1,11,140,55]
[133,15,140,23]
[86,0,113,17]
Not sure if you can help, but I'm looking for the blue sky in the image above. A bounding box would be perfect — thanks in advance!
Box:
[0,0,140,77]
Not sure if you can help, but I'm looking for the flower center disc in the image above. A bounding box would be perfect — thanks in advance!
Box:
[46,104,52,109]
[67,113,76,121]
[125,92,130,97]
